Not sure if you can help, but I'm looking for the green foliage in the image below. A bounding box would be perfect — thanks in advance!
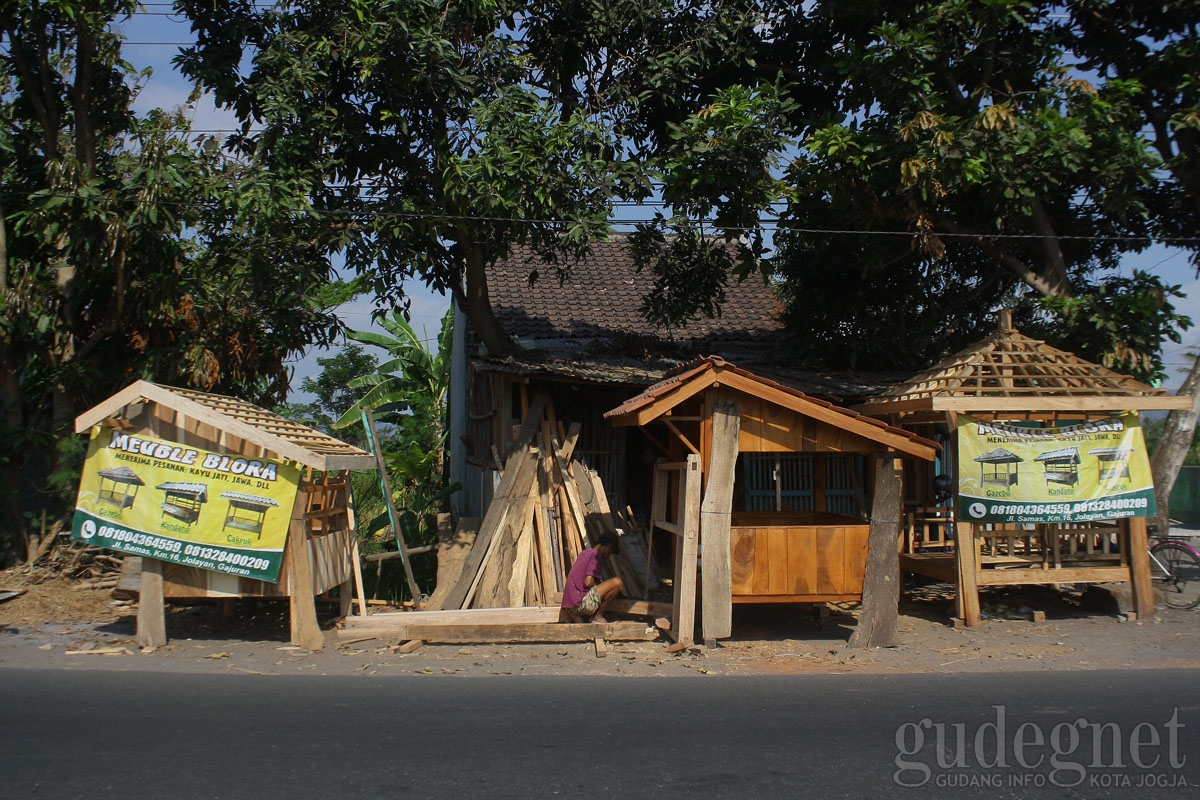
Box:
[327,308,455,600]
[0,3,343,562]
[1037,272,1191,384]
[174,0,650,355]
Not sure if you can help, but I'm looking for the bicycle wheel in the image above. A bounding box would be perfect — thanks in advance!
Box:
[1150,541,1200,610]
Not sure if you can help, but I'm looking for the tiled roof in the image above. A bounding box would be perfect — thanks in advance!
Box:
[485,236,784,346]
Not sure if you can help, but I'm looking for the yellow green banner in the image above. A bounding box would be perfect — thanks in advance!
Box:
[957,413,1155,524]
[71,427,301,582]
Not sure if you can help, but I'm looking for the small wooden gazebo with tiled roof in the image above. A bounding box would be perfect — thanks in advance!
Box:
[855,310,1190,626]
[75,381,377,650]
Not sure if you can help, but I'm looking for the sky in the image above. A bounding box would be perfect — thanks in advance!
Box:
[115,6,1200,396]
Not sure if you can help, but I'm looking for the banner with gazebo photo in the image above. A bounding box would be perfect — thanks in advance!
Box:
[956,413,1155,525]
[72,426,301,583]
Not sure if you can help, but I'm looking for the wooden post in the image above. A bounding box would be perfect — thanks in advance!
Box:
[1126,516,1154,619]
[700,400,739,641]
[672,454,701,649]
[284,512,325,650]
[345,487,369,617]
[849,455,902,648]
[136,557,166,649]
[955,521,982,626]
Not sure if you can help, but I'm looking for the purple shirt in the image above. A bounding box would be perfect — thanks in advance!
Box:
[562,548,603,608]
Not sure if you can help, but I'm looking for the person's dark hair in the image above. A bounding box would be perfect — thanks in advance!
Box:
[596,532,620,552]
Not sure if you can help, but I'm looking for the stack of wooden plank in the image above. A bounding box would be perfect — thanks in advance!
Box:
[433,394,653,611]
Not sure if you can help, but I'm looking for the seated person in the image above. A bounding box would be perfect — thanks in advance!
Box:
[561,531,623,622]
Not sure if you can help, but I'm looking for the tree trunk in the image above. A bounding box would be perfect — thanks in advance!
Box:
[0,194,27,562]
[1150,357,1200,535]
[849,455,903,649]
[459,242,517,358]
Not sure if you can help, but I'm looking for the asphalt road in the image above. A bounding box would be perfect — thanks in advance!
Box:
[3,668,1197,799]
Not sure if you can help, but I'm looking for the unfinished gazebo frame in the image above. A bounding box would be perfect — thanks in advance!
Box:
[75,381,378,649]
[605,357,938,647]
[855,310,1191,625]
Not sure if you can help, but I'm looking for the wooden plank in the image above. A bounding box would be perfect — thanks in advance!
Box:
[932,396,1192,412]
[731,529,755,595]
[426,518,480,611]
[505,485,539,607]
[699,399,739,640]
[788,528,817,596]
[447,439,541,610]
[1125,517,1154,619]
[955,522,982,626]
[767,529,789,595]
[284,513,325,650]
[976,566,1132,585]
[751,529,771,595]
[607,599,673,617]
[844,526,870,596]
[815,527,842,595]
[399,620,656,644]
[553,447,592,551]
[674,454,701,648]
[392,639,425,654]
[338,605,565,633]
[136,558,166,648]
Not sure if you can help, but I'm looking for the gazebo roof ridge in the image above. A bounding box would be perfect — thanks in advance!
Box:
[854,310,1191,416]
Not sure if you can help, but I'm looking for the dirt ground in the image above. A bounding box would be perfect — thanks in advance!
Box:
[2,562,1198,678]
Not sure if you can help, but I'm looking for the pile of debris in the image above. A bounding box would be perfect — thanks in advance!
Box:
[430,394,655,611]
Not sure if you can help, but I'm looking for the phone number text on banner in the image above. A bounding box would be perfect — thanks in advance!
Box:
[956,414,1156,524]
[71,427,300,583]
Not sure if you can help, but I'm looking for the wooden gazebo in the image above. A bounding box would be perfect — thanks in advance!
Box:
[855,310,1190,625]
[97,466,145,509]
[74,381,377,649]
[605,356,939,647]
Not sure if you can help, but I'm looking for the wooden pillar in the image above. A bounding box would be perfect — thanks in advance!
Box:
[700,400,740,642]
[955,521,982,626]
[670,454,701,650]
[136,557,166,648]
[1126,516,1154,619]
[849,454,902,648]
[284,508,325,650]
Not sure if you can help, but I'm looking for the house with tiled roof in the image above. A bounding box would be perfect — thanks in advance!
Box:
[448,234,892,519]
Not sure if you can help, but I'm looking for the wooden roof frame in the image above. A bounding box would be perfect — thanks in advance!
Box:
[854,311,1191,418]
[604,356,939,461]
[75,380,377,472]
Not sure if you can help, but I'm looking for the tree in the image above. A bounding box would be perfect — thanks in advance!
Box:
[769,0,1188,380]
[1062,0,1200,531]
[173,0,658,358]
[0,2,342,562]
